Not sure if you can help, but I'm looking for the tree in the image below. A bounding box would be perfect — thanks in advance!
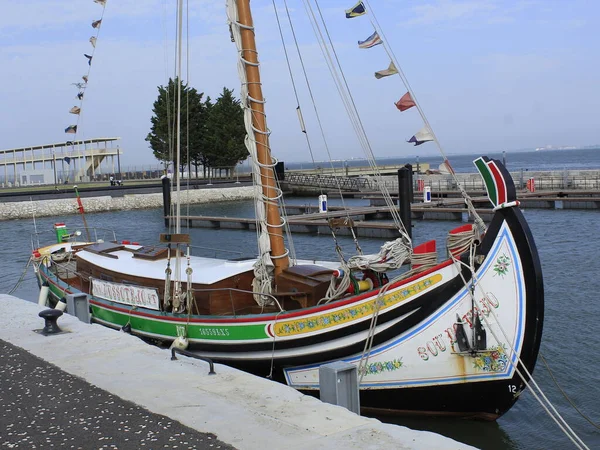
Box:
[189,96,213,179]
[204,87,248,177]
[145,77,207,179]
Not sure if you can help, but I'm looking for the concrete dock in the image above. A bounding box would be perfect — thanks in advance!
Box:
[0,294,476,450]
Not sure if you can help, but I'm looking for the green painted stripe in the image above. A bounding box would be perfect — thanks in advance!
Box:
[91,305,269,342]
[474,158,498,207]
[48,283,64,299]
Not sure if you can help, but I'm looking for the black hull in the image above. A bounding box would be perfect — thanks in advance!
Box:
[188,205,545,420]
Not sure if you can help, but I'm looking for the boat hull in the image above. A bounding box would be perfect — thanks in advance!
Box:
[37,204,543,419]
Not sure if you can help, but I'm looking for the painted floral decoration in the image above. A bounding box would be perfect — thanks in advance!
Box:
[473,345,509,372]
[359,358,403,376]
[493,254,511,277]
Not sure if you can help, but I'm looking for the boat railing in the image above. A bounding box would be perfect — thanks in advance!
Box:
[191,287,284,315]
[31,227,117,250]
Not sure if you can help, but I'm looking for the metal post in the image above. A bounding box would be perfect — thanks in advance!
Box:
[117,147,122,182]
[397,164,413,239]
[319,361,360,415]
[53,152,57,187]
[162,175,172,227]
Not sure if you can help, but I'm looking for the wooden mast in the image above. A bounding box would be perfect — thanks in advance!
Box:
[236,0,289,275]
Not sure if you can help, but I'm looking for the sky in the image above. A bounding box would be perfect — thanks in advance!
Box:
[0,0,598,167]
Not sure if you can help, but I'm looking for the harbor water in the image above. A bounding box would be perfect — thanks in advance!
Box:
[2,195,599,450]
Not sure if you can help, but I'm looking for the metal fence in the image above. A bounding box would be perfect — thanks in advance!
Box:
[363,174,600,192]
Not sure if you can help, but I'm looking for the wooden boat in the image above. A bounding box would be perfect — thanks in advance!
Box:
[31,0,543,420]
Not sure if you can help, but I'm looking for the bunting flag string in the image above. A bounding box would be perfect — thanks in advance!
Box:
[65,0,108,135]
[408,126,434,146]
[345,1,366,18]
[358,31,382,49]
[340,2,482,228]
[374,61,397,79]
[395,92,415,111]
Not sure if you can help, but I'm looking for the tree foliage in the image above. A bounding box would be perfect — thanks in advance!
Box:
[204,87,248,170]
[146,81,247,177]
[145,77,208,174]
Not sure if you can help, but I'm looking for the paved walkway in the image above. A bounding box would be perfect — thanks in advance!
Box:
[0,294,476,450]
[0,340,234,449]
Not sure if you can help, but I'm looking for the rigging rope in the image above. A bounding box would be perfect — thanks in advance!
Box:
[309,0,410,241]
[453,250,590,449]
[361,0,486,233]
[277,0,364,258]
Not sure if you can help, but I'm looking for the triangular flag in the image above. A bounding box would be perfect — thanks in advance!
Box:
[408,126,434,146]
[69,106,81,115]
[374,61,398,79]
[345,1,366,18]
[94,0,107,5]
[84,54,93,65]
[92,19,102,29]
[82,75,88,83]
[442,159,455,175]
[90,36,97,48]
[65,125,78,134]
[358,31,382,49]
[77,92,84,100]
[395,92,416,111]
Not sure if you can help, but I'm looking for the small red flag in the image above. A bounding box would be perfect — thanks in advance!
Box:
[395,92,415,112]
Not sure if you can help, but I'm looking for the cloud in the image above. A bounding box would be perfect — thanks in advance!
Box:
[407,0,496,26]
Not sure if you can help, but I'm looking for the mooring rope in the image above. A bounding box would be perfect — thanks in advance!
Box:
[8,257,33,295]
[458,255,591,449]
[539,353,600,430]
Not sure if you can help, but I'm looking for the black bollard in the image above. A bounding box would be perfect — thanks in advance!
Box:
[38,309,64,335]
[161,175,171,228]
[397,164,413,239]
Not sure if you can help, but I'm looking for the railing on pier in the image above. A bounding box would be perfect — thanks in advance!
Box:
[285,173,369,191]
[296,173,600,193]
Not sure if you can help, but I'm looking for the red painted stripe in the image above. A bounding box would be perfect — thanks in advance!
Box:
[488,161,507,205]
